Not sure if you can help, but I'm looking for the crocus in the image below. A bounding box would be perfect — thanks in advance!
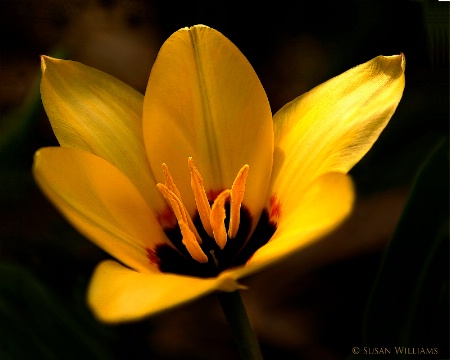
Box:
[33,25,405,323]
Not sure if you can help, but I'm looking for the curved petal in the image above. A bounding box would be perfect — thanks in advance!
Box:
[40,56,165,211]
[271,55,405,204]
[232,172,354,278]
[33,147,171,273]
[88,260,243,322]
[143,25,273,222]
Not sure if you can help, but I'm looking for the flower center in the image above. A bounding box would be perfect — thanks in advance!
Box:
[156,157,249,264]
[149,158,277,278]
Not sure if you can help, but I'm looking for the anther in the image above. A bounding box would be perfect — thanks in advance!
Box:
[210,189,230,249]
[228,165,249,239]
[188,157,214,238]
[157,184,208,263]
[179,222,208,263]
[161,163,202,243]
[162,163,182,199]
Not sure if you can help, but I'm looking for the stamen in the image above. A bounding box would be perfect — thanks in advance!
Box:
[157,184,208,263]
[188,157,214,238]
[156,184,186,223]
[161,163,202,243]
[228,164,249,239]
[179,222,209,263]
[210,189,230,249]
[162,163,182,199]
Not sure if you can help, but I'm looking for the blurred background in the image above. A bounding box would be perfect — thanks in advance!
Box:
[0,0,448,359]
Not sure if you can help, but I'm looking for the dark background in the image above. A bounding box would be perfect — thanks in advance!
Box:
[0,0,448,359]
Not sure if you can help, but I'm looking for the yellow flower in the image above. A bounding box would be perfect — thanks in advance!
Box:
[33,25,405,323]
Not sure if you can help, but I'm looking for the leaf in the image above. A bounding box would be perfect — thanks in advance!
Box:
[0,261,112,360]
[360,138,449,357]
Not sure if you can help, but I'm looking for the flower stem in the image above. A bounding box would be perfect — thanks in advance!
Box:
[217,290,263,360]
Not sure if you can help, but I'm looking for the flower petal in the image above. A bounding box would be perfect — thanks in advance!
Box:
[40,56,164,211]
[33,147,170,273]
[271,55,405,203]
[88,260,243,322]
[233,172,354,278]
[143,25,273,222]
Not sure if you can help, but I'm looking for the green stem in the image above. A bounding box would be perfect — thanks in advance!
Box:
[217,291,263,360]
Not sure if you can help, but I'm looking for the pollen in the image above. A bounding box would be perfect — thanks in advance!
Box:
[156,159,249,264]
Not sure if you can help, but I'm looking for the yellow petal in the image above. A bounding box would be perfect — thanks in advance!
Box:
[40,56,164,211]
[143,25,273,222]
[33,147,170,273]
[271,55,405,204]
[232,172,354,278]
[88,260,243,322]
